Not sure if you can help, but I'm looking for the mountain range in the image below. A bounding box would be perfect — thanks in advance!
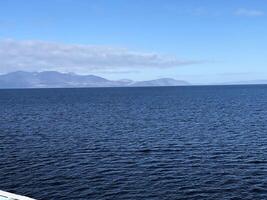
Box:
[0,71,190,88]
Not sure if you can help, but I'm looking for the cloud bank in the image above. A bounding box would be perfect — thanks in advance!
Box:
[0,39,200,74]
[234,8,265,17]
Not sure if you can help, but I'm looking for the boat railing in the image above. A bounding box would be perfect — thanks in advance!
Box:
[0,190,36,200]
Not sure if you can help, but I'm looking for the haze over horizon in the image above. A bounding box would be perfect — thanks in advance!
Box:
[0,0,266,84]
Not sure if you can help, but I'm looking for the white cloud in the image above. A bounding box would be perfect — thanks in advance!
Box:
[234,8,265,17]
[0,39,201,74]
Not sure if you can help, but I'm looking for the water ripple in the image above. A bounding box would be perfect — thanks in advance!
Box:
[1,86,267,199]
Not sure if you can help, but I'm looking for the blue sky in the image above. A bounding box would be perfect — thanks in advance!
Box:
[0,0,266,83]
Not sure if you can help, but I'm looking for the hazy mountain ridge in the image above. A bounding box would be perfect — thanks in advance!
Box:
[0,71,190,88]
[131,78,189,87]
[221,80,267,85]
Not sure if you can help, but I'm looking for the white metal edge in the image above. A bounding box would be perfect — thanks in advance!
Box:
[0,190,36,200]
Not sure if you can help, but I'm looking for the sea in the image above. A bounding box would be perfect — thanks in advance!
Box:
[1,85,267,200]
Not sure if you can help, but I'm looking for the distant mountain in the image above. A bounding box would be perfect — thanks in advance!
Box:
[0,71,190,88]
[131,78,189,87]
[221,80,267,85]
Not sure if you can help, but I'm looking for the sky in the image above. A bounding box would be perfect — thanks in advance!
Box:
[0,0,266,84]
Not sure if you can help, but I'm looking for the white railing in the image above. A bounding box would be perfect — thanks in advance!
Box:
[0,190,36,200]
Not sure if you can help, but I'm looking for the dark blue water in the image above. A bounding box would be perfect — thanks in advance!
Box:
[1,86,267,200]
